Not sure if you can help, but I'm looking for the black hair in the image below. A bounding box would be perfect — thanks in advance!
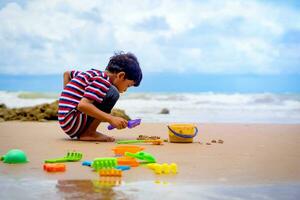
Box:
[106,52,142,86]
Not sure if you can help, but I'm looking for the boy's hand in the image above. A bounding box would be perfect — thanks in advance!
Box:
[109,116,128,129]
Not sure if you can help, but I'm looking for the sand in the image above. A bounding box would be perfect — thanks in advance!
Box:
[0,121,300,184]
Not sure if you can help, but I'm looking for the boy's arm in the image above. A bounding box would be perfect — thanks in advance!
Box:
[63,71,71,88]
[77,97,128,129]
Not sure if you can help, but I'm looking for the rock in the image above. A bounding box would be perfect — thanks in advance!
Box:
[218,139,224,144]
[137,135,161,140]
[0,101,131,122]
[159,108,170,114]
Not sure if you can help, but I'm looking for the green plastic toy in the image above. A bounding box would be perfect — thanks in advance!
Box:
[117,139,162,145]
[45,151,82,163]
[1,149,28,164]
[91,157,117,171]
[125,151,156,163]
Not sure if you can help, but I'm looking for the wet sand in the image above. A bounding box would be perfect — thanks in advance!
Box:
[1,121,300,184]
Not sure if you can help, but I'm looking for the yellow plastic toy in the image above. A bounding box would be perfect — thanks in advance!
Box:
[168,124,198,143]
[147,163,178,174]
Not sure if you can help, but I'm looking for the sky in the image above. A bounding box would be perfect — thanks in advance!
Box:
[0,0,299,77]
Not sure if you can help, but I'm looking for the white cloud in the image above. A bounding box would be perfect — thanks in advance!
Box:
[0,0,299,75]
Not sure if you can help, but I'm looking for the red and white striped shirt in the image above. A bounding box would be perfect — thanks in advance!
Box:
[58,69,112,137]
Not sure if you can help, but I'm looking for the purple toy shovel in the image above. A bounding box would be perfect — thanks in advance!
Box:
[107,118,141,130]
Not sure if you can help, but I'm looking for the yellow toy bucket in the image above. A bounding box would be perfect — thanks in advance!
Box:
[168,124,198,143]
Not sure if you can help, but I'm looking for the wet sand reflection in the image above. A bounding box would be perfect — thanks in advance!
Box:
[56,177,126,199]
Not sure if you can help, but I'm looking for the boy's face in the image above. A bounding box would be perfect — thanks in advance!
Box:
[113,72,135,93]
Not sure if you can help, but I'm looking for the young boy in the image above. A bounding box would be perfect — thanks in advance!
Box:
[58,52,142,141]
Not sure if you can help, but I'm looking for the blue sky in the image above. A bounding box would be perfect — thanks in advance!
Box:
[0,0,299,77]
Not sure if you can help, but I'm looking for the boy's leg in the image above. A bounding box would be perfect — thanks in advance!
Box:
[77,85,120,141]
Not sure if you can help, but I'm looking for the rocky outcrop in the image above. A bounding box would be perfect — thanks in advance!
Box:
[0,101,130,122]
[159,108,170,114]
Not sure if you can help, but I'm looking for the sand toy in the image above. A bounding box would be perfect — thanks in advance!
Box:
[82,160,92,166]
[147,163,178,174]
[117,139,163,145]
[1,149,28,164]
[99,169,122,177]
[91,158,117,171]
[108,118,141,130]
[168,124,198,143]
[45,151,83,163]
[43,163,66,172]
[112,145,145,155]
[125,151,156,163]
[117,157,139,167]
[115,165,131,171]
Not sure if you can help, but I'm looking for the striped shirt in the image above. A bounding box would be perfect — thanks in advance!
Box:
[58,69,112,137]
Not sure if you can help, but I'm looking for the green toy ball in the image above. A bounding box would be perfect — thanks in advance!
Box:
[1,149,28,164]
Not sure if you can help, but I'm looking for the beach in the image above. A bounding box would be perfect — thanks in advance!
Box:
[1,121,300,182]
[1,122,300,199]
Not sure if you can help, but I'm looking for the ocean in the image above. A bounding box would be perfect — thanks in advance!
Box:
[1,90,300,124]
[1,73,299,123]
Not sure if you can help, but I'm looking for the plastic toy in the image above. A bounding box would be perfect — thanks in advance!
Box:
[45,151,82,163]
[117,157,139,167]
[43,163,66,172]
[112,145,145,156]
[147,163,178,174]
[1,149,28,164]
[82,160,92,166]
[91,158,117,171]
[115,165,131,171]
[108,118,141,130]
[168,124,198,143]
[99,169,122,177]
[125,151,156,163]
[116,139,163,145]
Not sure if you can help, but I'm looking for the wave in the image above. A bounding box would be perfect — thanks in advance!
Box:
[17,92,59,99]
[0,91,58,108]
[1,90,300,123]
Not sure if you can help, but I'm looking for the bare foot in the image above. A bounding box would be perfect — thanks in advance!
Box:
[79,131,115,142]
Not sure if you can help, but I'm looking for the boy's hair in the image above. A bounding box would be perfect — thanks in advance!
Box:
[106,52,142,86]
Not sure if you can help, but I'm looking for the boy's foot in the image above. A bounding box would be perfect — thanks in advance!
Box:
[79,131,115,142]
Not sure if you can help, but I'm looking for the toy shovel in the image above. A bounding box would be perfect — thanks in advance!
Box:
[125,151,156,163]
[117,139,163,145]
[45,151,83,163]
[108,118,141,130]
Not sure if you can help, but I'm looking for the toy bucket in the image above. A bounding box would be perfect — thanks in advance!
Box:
[168,124,198,143]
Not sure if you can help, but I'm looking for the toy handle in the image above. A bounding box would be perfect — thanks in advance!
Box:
[107,124,115,130]
[44,158,68,163]
[117,140,143,144]
[124,152,135,158]
[167,126,198,138]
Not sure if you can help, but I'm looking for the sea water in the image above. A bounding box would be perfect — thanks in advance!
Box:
[1,90,300,124]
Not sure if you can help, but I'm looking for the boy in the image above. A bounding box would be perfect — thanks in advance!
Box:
[58,52,142,141]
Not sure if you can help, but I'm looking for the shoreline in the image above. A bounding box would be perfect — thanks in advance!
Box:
[0,121,300,185]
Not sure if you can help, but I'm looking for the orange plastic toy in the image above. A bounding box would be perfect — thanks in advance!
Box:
[117,157,139,167]
[43,163,66,172]
[99,169,122,177]
[112,145,145,156]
